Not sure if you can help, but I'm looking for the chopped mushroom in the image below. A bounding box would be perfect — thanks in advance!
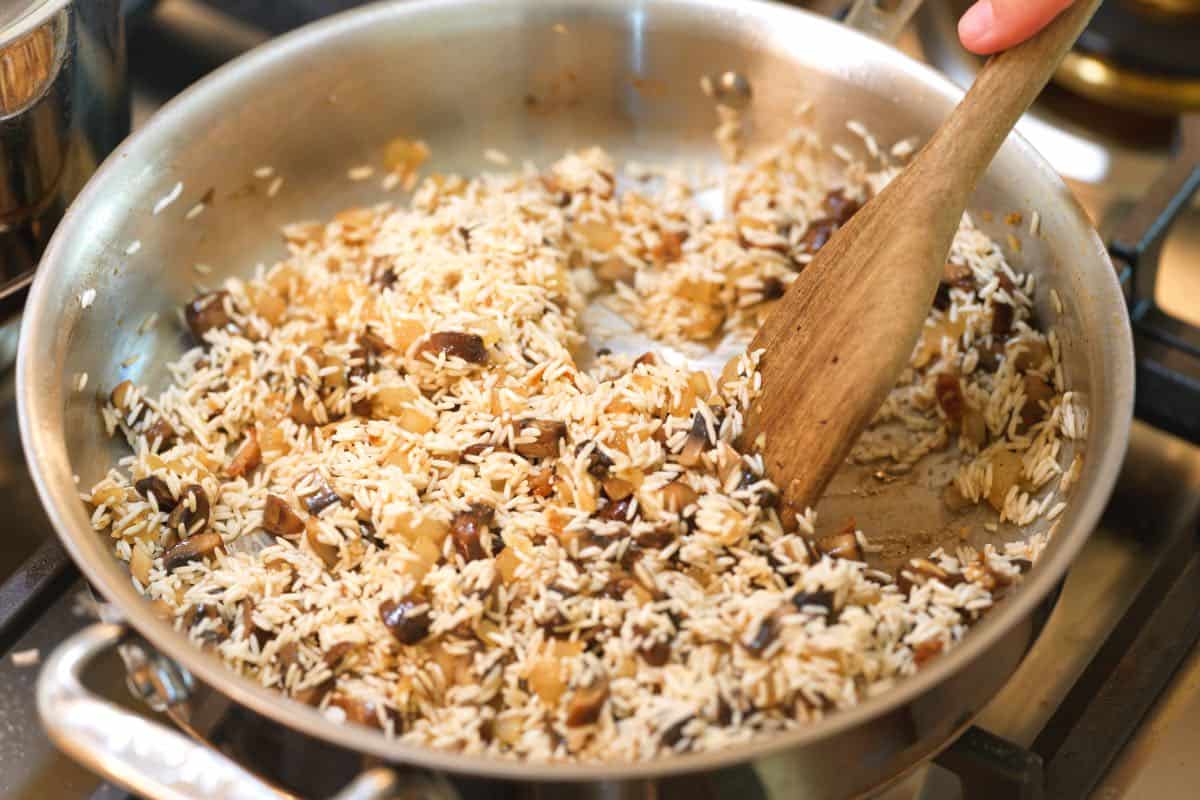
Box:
[451,503,494,561]
[513,419,567,459]
[328,694,383,729]
[934,373,965,430]
[814,525,863,561]
[742,612,780,656]
[823,189,860,223]
[300,473,341,516]
[677,409,716,467]
[185,290,236,344]
[305,519,339,569]
[991,301,1014,339]
[166,484,210,536]
[143,417,177,450]
[1020,374,1054,429]
[416,331,487,364]
[293,678,334,707]
[577,442,613,478]
[110,380,136,412]
[134,476,176,510]
[639,639,671,667]
[263,494,305,538]
[163,531,222,571]
[226,431,261,477]
[379,598,432,645]
[565,674,610,727]
[791,589,835,621]
[597,496,634,523]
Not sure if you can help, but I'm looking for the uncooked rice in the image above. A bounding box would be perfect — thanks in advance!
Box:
[87,123,1081,763]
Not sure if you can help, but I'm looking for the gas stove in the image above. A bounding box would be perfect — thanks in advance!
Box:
[1,2,1198,798]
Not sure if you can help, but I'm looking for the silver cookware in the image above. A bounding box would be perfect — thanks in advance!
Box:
[18,0,1133,797]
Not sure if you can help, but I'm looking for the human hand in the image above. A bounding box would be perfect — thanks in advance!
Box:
[958,0,1075,55]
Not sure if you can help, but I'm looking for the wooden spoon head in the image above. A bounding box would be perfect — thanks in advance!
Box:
[742,160,963,518]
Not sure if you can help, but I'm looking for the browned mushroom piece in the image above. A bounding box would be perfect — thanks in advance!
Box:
[323,641,355,670]
[226,431,262,477]
[263,494,305,538]
[289,394,320,426]
[379,597,432,645]
[991,301,1014,339]
[513,419,567,459]
[814,526,863,561]
[451,503,495,561]
[163,531,223,571]
[797,218,837,255]
[166,484,210,537]
[1012,338,1050,372]
[934,373,965,431]
[416,331,488,364]
[360,329,391,355]
[461,441,502,459]
[633,352,657,368]
[110,379,136,412]
[741,612,780,656]
[597,495,634,523]
[943,260,974,289]
[823,189,861,224]
[134,476,176,510]
[565,674,610,727]
[293,677,334,707]
[932,282,952,312]
[277,640,301,671]
[635,527,674,549]
[661,715,695,749]
[758,276,786,301]
[328,694,383,729]
[299,472,341,516]
[790,589,835,619]
[661,480,698,514]
[576,442,613,478]
[1020,374,1054,429]
[185,290,236,344]
[143,417,177,450]
[639,638,671,667]
[677,409,714,468]
[962,406,988,448]
[305,519,339,569]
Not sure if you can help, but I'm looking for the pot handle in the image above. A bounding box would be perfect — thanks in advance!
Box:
[843,0,925,43]
[37,622,404,800]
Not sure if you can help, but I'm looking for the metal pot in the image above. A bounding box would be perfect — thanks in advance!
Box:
[0,0,127,324]
[17,0,1134,797]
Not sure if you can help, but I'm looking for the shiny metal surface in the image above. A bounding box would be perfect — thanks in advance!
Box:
[17,0,1133,795]
[0,0,127,317]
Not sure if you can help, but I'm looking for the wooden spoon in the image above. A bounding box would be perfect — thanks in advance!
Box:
[742,0,1102,517]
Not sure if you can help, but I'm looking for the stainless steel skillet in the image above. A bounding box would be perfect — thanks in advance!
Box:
[18,0,1133,797]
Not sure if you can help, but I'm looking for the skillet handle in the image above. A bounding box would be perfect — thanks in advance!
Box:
[37,622,408,800]
[843,0,925,43]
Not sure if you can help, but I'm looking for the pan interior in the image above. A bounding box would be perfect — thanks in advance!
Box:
[20,0,1129,781]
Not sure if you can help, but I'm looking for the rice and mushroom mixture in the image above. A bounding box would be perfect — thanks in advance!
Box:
[86,126,1084,761]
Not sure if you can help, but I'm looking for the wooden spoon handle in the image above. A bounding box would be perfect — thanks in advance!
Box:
[916,0,1104,204]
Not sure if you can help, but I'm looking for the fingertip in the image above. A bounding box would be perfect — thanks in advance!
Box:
[958,1,999,55]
